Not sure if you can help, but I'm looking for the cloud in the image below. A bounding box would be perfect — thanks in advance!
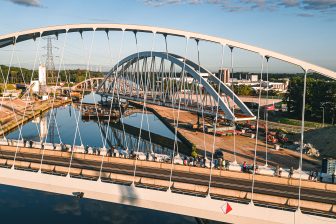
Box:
[8,0,42,7]
[143,0,336,14]
[302,0,336,11]
[297,12,314,17]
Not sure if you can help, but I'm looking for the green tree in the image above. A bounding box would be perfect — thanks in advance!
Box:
[234,84,253,96]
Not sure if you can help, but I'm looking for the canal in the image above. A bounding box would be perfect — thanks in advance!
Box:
[6,93,183,155]
[1,93,200,224]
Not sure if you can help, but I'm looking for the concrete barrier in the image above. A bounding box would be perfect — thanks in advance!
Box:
[110,173,140,183]
[54,165,69,174]
[81,169,100,177]
[221,170,251,180]
[43,149,62,157]
[326,184,336,191]
[41,164,55,172]
[140,177,171,187]
[22,148,41,155]
[0,158,7,165]
[61,152,71,159]
[332,205,336,213]
[139,160,161,169]
[84,154,103,162]
[73,153,85,160]
[108,157,134,165]
[190,166,210,175]
[6,160,14,166]
[173,181,208,193]
[287,199,333,212]
[246,192,288,205]
[1,145,336,193]
[69,168,82,176]
[173,164,190,172]
[14,161,31,168]
[30,162,41,170]
[210,187,247,199]
[160,163,172,170]
[100,171,110,179]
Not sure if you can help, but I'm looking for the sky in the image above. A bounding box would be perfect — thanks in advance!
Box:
[0,0,335,73]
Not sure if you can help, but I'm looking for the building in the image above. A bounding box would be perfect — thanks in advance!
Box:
[39,64,47,86]
[261,81,288,93]
[217,68,230,83]
[246,74,258,82]
[322,158,336,175]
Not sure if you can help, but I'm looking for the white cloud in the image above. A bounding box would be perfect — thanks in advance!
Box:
[143,0,336,14]
[8,0,42,7]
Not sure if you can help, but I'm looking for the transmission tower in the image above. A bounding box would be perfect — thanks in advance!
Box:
[43,37,57,84]
[43,36,57,144]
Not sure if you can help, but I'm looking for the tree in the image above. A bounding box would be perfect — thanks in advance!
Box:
[285,77,336,123]
[234,84,253,96]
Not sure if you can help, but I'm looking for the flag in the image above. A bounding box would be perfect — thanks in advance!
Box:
[221,202,232,214]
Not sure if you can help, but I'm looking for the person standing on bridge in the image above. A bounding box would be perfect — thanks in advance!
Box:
[289,167,294,179]
[218,158,223,170]
[242,161,247,172]
[332,172,335,184]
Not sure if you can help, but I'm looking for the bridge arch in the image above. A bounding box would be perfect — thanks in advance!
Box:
[96,51,255,121]
[71,77,104,91]
[0,23,335,79]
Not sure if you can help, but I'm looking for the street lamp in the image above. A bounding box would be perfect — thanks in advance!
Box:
[320,106,325,128]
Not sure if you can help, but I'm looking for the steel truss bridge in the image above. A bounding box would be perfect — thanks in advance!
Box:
[0,24,336,224]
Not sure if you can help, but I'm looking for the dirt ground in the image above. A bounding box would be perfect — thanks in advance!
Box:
[149,104,319,170]
[0,98,34,121]
[302,126,336,158]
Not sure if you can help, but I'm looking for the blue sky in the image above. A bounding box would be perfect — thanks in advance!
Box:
[0,0,335,73]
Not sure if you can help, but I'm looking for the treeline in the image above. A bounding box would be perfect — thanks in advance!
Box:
[285,77,336,124]
[0,65,105,84]
[233,84,281,97]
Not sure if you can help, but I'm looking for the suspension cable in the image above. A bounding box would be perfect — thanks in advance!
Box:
[0,37,17,141]
[39,32,68,172]
[168,36,189,191]
[207,44,224,197]
[229,46,237,164]
[298,69,308,211]
[132,32,156,185]
[12,35,45,167]
[0,38,27,169]
[98,30,126,180]
[196,39,207,160]
[250,55,264,204]
[67,30,96,176]
[265,57,270,166]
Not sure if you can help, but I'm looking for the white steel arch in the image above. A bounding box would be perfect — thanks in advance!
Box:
[97,51,255,121]
[0,23,335,79]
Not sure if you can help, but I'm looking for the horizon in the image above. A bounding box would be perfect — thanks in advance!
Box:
[0,0,335,74]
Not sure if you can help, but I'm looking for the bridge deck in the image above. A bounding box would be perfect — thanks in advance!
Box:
[0,145,335,220]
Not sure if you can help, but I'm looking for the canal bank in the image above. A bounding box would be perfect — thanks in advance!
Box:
[129,101,193,155]
[0,99,71,137]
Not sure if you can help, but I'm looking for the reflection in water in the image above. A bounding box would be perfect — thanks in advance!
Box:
[1,93,198,223]
[6,104,178,156]
[0,185,197,224]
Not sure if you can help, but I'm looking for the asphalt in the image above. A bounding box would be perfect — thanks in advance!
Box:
[0,150,335,206]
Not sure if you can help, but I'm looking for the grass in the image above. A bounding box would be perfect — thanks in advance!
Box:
[276,117,330,128]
